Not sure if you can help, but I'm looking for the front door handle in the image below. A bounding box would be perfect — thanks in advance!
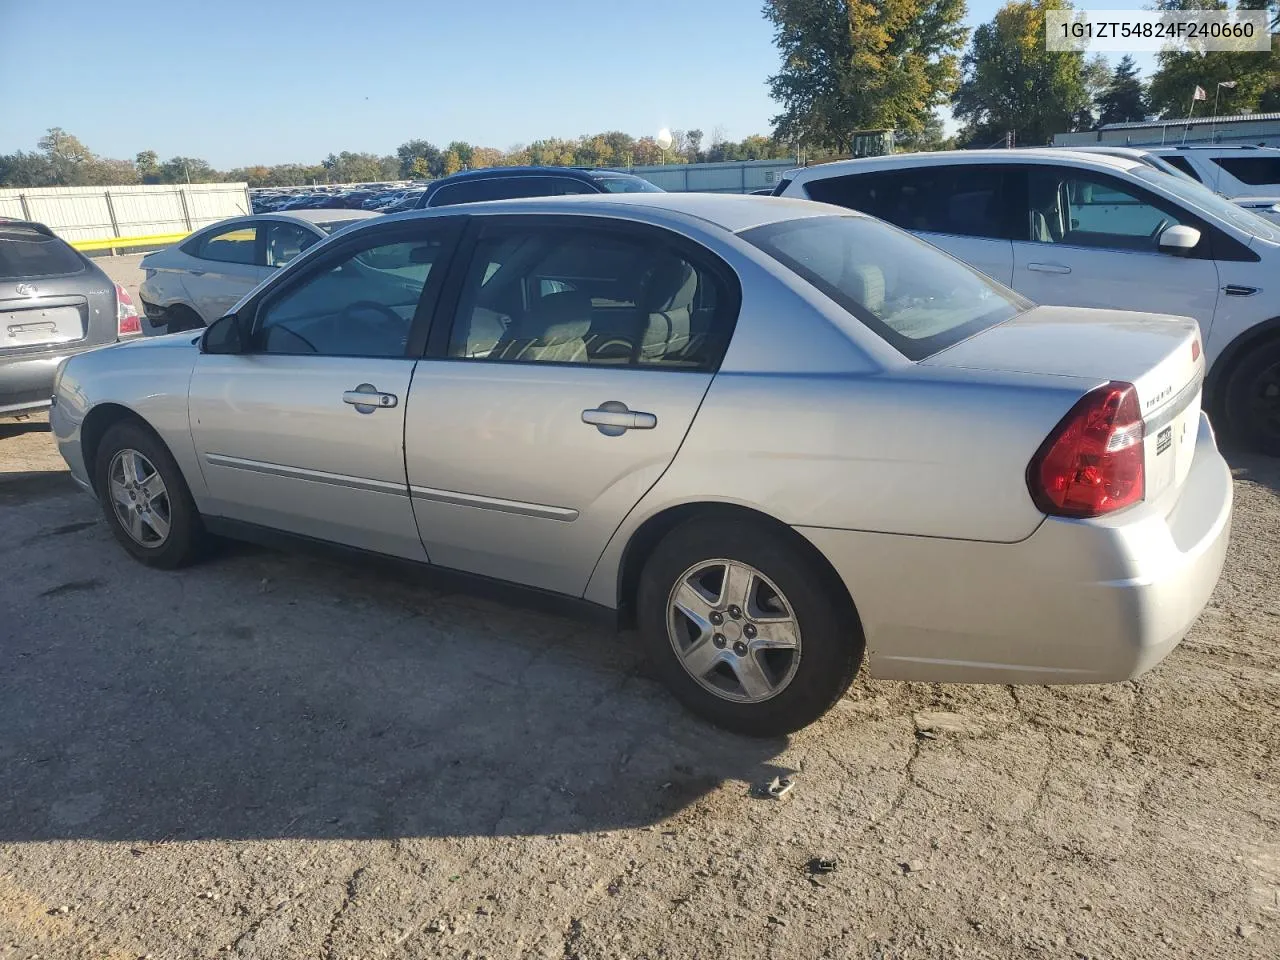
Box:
[1027,262,1072,275]
[582,401,657,436]
[343,383,398,413]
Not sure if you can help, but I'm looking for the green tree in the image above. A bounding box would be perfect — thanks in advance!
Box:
[445,141,474,168]
[685,128,704,162]
[158,156,218,184]
[135,150,160,183]
[37,128,94,184]
[1147,2,1280,118]
[0,151,54,187]
[442,149,463,176]
[893,110,954,150]
[764,0,970,151]
[397,139,442,178]
[952,0,1091,146]
[1096,55,1148,126]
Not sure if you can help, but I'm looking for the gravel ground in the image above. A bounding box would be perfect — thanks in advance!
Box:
[0,257,1277,959]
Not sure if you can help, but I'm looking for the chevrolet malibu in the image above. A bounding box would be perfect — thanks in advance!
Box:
[50,194,1233,737]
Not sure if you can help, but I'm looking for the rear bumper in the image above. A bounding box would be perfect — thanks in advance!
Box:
[798,412,1233,684]
[1,342,111,417]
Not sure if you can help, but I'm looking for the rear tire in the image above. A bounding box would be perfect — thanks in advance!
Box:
[637,517,863,737]
[165,303,206,334]
[94,420,207,569]
[1224,336,1280,457]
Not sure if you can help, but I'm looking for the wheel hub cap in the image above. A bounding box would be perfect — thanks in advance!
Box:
[666,559,802,704]
[108,449,172,548]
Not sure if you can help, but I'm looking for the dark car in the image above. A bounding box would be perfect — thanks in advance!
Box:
[1,221,141,417]
[413,166,661,208]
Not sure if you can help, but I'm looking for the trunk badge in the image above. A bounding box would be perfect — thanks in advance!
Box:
[14,283,38,297]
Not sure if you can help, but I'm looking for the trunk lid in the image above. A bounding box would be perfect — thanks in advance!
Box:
[924,304,1205,511]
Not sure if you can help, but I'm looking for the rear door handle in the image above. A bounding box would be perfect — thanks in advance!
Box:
[343,383,398,412]
[1027,262,1072,275]
[582,401,657,436]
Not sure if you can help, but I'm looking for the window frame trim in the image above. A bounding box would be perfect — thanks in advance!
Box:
[234,217,466,360]
[421,212,743,373]
[181,218,263,267]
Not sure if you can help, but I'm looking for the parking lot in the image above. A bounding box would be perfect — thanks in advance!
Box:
[0,256,1276,960]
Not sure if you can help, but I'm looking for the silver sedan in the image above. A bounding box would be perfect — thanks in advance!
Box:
[137,209,380,334]
[51,194,1233,736]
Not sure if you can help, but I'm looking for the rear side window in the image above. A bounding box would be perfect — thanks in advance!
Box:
[771,177,792,196]
[429,177,595,207]
[191,223,259,265]
[0,226,85,279]
[1161,155,1201,181]
[805,166,1013,240]
[742,215,1027,361]
[592,176,662,193]
[1212,156,1280,186]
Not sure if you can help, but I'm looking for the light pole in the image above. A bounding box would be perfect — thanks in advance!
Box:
[1212,81,1237,141]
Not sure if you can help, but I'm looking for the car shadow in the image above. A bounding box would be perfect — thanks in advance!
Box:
[1225,447,1280,496]
[0,418,51,440]
[0,469,79,503]
[1,521,791,844]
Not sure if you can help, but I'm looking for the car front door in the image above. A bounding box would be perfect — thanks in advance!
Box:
[180,220,269,324]
[404,215,738,595]
[1009,165,1220,330]
[801,165,1017,284]
[188,218,460,559]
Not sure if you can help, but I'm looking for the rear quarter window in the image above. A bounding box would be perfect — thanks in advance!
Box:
[1212,156,1280,186]
[0,226,86,279]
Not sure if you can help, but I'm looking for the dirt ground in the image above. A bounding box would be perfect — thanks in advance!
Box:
[1,258,1278,960]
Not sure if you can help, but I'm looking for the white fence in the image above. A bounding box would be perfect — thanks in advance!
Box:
[0,183,251,248]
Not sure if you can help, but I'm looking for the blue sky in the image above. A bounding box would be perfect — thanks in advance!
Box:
[0,0,1158,168]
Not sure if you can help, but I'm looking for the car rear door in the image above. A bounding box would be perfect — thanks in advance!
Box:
[188,218,461,559]
[800,165,1017,284]
[1009,165,1220,330]
[179,220,270,324]
[403,214,738,596]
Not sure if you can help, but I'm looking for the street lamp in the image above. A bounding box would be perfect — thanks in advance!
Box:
[1212,81,1237,141]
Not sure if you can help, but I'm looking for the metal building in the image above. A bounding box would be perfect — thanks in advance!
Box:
[1053,112,1280,149]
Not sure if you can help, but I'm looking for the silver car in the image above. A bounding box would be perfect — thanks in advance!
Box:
[50,194,1233,736]
[138,209,380,334]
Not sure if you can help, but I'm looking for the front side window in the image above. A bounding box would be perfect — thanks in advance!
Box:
[742,215,1027,361]
[805,166,1011,240]
[1160,155,1201,181]
[1025,167,1187,251]
[264,221,319,267]
[193,223,258,265]
[430,177,595,207]
[254,233,446,357]
[1212,155,1280,186]
[447,224,731,369]
[1130,164,1277,241]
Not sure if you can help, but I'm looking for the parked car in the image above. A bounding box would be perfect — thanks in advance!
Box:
[1145,145,1280,198]
[379,189,427,213]
[1,220,141,417]
[777,149,1280,454]
[138,210,379,333]
[50,194,1231,735]
[412,166,661,208]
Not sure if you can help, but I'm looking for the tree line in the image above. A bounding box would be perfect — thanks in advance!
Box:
[766,0,1280,151]
[0,128,795,189]
[5,0,1277,190]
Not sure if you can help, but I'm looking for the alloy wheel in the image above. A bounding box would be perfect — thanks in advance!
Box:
[108,449,172,547]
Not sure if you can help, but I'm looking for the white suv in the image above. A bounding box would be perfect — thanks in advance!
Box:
[1146,146,1280,198]
[777,149,1280,454]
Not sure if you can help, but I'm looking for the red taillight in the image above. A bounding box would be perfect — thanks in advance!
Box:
[115,282,142,336]
[1028,381,1145,518]
[1191,338,1201,362]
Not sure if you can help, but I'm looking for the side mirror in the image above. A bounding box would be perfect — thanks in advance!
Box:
[1158,224,1201,256]
[201,312,245,354]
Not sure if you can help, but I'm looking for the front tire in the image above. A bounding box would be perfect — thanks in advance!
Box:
[1224,336,1280,457]
[637,517,863,737]
[94,420,206,568]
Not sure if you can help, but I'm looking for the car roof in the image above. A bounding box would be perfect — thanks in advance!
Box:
[789,148,1142,182]
[382,191,850,235]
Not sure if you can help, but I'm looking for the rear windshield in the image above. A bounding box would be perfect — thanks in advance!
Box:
[592,176,663,193]
[0,226,85,279]
[741,215,1027,361]
[318,219,364,234]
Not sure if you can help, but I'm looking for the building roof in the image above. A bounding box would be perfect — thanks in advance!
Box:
[1100,112,1280,132]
